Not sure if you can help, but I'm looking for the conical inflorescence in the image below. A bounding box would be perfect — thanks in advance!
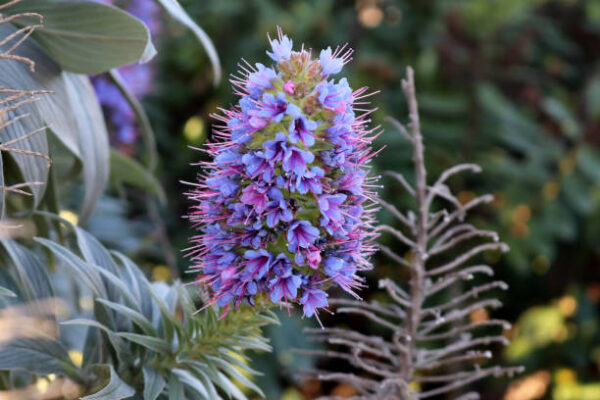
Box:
[187,30,379,319]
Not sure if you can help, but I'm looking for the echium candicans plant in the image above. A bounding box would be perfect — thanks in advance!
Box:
[301,68,523,399]
[186,29,380,320]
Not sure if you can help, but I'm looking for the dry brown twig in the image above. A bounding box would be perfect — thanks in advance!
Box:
[299,67,523,399]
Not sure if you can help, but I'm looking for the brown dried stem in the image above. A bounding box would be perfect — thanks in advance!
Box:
[300,67,523,399]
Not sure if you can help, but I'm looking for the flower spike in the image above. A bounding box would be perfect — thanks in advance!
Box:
[186,30,379,318]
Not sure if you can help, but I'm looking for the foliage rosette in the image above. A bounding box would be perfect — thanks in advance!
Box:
[187,31,379,319]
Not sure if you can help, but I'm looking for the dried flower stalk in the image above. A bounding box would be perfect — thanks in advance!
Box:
[301,67,523,399]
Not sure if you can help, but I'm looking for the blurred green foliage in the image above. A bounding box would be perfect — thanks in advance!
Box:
[95,0,600,398]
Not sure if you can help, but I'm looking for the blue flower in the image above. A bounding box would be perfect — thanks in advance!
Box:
[287,221,320,251]
[283,147,315,176]
[300,287,328,317]
[258,92,289,123]
[295,166,324,194]
[263,132,289,162]
[243,250,273,281]
[319,47,344,76]
[265,188,293,228]
[267,34,293,62]
[288,106,318,147]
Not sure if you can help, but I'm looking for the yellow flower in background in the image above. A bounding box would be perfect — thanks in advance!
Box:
[183,116,205,143]
[68,350,83,367]
[59,210,79,226]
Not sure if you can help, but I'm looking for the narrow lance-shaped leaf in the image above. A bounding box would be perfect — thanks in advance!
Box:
[82,364,135,400]
[153,0,221,85]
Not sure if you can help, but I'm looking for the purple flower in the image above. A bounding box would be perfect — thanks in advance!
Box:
[287,221,320,251]
[319,47,344,76]
[248,63,276,97]
[258,92,288,123]
[241,184,269,213]
[263,132,288,162]
[242,250,273,281]
[295,166,324,194]
[242,151,274,182]
[318,194,347,225]
[267,34,293,62]
[324,256,345,276]
[300,287,328,317]
[265,188,293,228]
[206,176,239,197]
[283,147,314,176]
[268,254,302,302]
[287,104,318,147]
[187,30,378,318]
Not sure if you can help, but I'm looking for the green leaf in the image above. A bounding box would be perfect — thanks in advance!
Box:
[214,371,248,400]
[143,367,166,400]
[204,354,264,397]
[116,332,172,354]
[60,72,109,223]
[171,369,209,398]
[2,239,54,300]
[153,0,221,85]
[82,364,135,400]
[168,373,184,400]
[110,150,166,203]
[35,237,106,297]
[61,318,132,366]
[9,0,156,74]
[96,299,156,336]
[0,338,72,375]
[0,285,16,297]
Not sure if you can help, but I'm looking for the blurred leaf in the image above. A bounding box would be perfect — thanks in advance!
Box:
[82,364,135,400]
[0,285,16,297]
[562,173,595,215]
[153,0,221,85]
[109,150,166,203]
[0,338,72,375]
[168,373,184,400]
[542,97,580,139]
[8,0,156,74]
[143,367,166,400]
[576,145,600,183]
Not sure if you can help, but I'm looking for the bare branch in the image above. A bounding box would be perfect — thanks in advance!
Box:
[427,242,509,277]
[377,224,416,248]
[382,170,415,197]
